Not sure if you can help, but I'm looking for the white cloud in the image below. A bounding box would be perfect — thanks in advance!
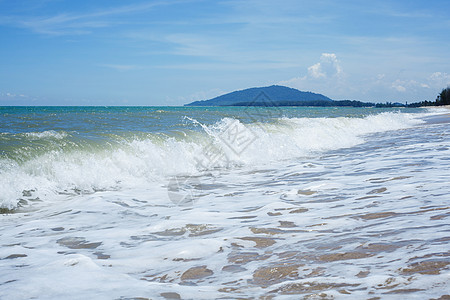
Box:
[279,75,307,86]
[281,53,343,86]
[376,74,385,80]
[279,52,449,101]
[429,72,450,87]
[391,75,449,94]
[0,91,35,103]
[278,53,346,97]
[2,92,27,98]
[391,79,431,93]
[392,80,407,92]
[308,62,324,78]
[307,53,342,79]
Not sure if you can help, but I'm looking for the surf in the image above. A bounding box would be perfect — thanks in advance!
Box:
[0,110,425,210]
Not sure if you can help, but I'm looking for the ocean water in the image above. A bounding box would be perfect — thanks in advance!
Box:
[0,106,449,299]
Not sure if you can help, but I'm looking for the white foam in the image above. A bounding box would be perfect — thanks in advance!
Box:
[24,130,68,139]
[0,118,449,299]
[0,112,425,209]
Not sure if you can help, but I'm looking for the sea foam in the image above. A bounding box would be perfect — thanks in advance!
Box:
[0,108,448,299]
[0,112,424,209]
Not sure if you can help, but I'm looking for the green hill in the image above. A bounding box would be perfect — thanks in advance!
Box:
[185,85,332,106]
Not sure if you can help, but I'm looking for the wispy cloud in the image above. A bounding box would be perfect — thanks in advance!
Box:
[0,1,175,36]
[0,92,27,98]
[127,30,305,70]
[1,0,448,104]
[429,72,450,87]
[0,91,38,104]
[390,73,450,94]
[158,61,301,71]
[99,64,143,71]
[179,88,225,103]
[165,34,224,58]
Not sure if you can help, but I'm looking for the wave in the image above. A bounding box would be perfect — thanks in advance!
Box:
[0,112,424,209]
[24,130,69,140]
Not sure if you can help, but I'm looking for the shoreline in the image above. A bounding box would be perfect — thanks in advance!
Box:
[421,105,450,124]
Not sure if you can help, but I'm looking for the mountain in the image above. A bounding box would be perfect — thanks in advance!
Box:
[185,85,332,106]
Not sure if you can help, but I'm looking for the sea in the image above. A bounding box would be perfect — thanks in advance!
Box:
[0,106,449,299]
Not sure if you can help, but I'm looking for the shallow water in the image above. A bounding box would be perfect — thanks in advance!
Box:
[0,106,449,299]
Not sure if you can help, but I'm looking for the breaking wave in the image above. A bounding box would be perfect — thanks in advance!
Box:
[0,112,424,209]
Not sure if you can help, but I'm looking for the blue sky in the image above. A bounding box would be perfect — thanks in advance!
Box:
[0,0,449,105]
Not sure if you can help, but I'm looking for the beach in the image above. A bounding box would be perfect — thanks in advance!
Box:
[0,106,449,299]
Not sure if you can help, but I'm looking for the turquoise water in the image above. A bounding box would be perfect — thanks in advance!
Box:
[0,105,423,134]
[0,105,423,160]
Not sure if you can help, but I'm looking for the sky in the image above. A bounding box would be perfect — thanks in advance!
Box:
[0,0,449,106]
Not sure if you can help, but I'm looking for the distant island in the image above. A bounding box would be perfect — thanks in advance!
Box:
[185,85,450,107]
[186,85,335,106]
[185,85,384,107]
